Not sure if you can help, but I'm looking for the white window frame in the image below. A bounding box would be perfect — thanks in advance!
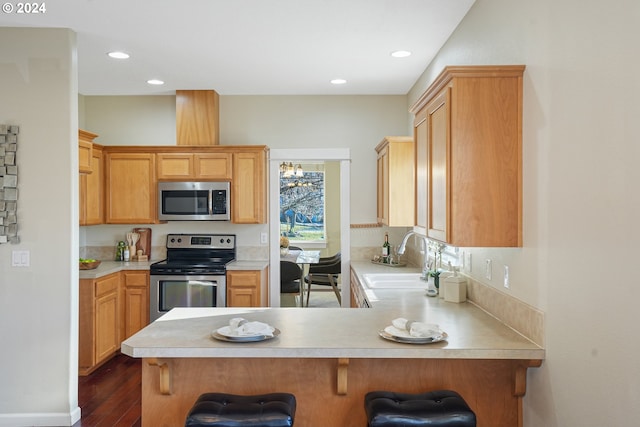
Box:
[280,166,327,247]
[269,148,351,307]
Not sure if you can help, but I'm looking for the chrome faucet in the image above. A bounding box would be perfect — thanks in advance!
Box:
[397,230,430,280]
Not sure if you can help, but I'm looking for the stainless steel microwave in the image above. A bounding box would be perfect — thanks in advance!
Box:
[158,182,230,221]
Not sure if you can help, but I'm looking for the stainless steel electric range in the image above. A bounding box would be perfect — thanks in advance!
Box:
[149,234,236,322]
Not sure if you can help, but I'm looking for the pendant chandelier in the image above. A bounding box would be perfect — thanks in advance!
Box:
[279,162,303,178]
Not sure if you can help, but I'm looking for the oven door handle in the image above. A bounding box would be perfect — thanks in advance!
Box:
[189,280,218,286]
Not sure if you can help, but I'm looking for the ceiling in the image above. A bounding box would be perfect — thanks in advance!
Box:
[0,0,474,96]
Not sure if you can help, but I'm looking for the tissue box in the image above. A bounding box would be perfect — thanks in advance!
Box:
[443,276,467,303]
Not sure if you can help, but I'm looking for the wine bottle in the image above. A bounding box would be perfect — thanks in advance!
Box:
[382,232,390,263]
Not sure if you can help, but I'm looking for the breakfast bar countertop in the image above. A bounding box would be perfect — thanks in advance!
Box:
[121,302,544,360]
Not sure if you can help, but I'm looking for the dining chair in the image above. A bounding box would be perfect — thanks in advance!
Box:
[304,252,341,307]
[280,260,303,307]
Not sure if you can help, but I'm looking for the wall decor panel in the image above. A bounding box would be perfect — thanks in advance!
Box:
[0,124,19,244]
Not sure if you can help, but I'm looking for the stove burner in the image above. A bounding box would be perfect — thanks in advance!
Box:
[150,233,236,275]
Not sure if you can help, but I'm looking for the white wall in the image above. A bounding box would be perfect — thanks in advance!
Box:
[0,28,80,425]
[222,95,409,227]
[406,0,640,425]
[84,95,175,146]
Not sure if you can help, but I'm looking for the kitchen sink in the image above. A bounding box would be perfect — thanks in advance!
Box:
[362,273,427,289]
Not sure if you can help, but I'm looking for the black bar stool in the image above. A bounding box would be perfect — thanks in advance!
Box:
[185,392,296,427]
[365,390,476,427]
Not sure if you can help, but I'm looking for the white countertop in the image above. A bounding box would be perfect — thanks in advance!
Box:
[226,259,269,270]
[79,259,268,279]
[79,260,157,279]
[121,262,544,360]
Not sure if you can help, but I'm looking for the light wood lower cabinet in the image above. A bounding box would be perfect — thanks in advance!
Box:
[349,267,369,308]
[79,272,120,376]
[226,269,267,307]
[122,271,150,341]
[80,270,150,375]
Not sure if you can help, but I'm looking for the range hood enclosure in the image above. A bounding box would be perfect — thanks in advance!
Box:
[176,90,220,146]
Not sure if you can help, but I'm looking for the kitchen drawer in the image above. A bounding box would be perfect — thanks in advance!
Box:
[123,271,148,287]
[95,273,119,297]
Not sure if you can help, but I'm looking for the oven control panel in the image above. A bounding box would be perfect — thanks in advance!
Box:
[166,234,235,249]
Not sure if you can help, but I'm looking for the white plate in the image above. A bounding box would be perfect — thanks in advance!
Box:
[212,326,280,342]
[379,325,447,344]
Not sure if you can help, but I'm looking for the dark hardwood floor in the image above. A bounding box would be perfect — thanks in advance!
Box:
[73,353,141,427]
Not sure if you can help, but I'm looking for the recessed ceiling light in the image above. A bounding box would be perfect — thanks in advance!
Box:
[391,50,412,58]
[107,51,130,59]
[330,79,347,85]
[147,79,165,85]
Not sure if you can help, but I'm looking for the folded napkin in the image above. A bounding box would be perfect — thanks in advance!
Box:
[228,317,274,337]
[390,317,441,338]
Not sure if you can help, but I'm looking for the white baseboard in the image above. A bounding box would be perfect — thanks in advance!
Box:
[0,407,81,426]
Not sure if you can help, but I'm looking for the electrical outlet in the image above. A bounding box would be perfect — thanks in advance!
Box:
[485,259,492,280]
[260,233,268,244]
[503,265,510,288]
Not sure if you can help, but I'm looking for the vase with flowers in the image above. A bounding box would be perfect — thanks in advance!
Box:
[280,235,290,256]
[427,240,446,296]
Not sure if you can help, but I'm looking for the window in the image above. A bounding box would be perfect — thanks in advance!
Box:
[279,163,325,244]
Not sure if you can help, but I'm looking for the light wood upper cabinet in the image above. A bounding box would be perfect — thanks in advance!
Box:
[78,129,97,174]
[196,153,232,179]
[79,130,103,226]
[410,65,525,247]
[375,136,415,227]
[158,147,267,223]
[176,90,220,146]
[104,150,157,224]
[425,90,448,242]
[91,145,266,225]
[157,152,232,180]
[80,146,104,225]
[156,153,193,179]
[227,269,267,307]
[232,149,266,224]
[414,110,428,233]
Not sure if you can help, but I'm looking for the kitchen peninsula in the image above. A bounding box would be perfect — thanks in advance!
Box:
[122,264,544,427]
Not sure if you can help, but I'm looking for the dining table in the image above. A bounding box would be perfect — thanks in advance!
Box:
[280,249,320,306]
